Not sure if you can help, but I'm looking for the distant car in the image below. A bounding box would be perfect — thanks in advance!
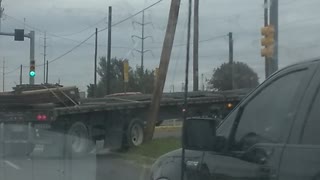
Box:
[151,58,320,180]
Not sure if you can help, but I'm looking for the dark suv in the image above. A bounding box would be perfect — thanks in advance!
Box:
[150,59,320,180]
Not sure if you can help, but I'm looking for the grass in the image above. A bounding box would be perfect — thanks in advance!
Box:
[155,126,182,132]
[118,137,181,165]
[129,137,181,158]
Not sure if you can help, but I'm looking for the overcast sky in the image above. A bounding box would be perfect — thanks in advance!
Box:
[0,0,320,93]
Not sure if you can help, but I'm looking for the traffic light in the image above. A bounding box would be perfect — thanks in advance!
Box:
[261,25,275,58]
[14,29,25,41]
[29,61,36,77]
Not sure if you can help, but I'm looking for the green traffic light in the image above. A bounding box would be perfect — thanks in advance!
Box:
[29,71,36,77]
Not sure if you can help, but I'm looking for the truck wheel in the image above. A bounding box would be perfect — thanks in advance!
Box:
[127,120,144,147]
[67,122,93,156]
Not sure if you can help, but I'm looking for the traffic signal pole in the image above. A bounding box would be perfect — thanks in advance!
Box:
[0,30,36,84]
[270,0,278,73]
[29,31,35,85]
[264,0,270,78]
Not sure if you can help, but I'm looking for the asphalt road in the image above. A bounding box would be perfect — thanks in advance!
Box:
[0,122,180,180]
[96,153,151,180]
[0,150,151,180]
[0,154,97,180]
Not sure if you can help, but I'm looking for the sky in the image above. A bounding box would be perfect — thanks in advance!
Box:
[0,0,320,93]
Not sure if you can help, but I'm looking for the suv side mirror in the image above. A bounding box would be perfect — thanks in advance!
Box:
[183,118,226,151]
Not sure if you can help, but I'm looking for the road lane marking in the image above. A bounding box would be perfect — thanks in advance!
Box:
[4,160,21,170]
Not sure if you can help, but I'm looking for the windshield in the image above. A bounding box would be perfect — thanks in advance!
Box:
[0,0,319,180]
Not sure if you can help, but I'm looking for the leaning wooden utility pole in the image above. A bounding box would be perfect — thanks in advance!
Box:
[144,0,181,141]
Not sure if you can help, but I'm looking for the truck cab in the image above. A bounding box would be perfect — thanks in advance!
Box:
[150,59,320,180]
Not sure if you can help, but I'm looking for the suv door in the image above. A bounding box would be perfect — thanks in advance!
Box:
[279,63,320,180]
[201,63,316,180]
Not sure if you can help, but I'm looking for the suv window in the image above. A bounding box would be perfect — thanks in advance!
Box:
[234,70,307,150]
[301,88,320,144]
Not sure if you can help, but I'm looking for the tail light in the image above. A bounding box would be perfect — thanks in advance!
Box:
[37,114,47,121]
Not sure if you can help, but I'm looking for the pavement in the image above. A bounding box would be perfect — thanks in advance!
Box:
[0,122,180,180]
[0,145,151,180]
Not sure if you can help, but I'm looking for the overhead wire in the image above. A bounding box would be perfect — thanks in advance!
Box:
[7,0,164,71]
[4,66,20,75]
[150,34,227,49]
[43,0,164,65]
[56,17,107,37]
[98,0,163,32]
[170,15,189,86]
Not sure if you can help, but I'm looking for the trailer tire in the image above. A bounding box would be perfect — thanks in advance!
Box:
[67,122,93,156]
[127,119,144,147]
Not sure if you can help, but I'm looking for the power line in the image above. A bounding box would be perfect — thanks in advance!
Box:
[4,66,20,75]
[4,14,43,32]
[150,34,227,49]
[4,13,107,37]
[40,0,164,66]
[3,0,164,48]
[40,33,96,66]
[4,0,165,72]
[56,17,107,37]
[98,0,163,32]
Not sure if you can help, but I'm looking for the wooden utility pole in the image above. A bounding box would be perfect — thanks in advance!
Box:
[106,6,112,95]
[264,0,270,78]
[94,28,98,97]
[145,0,181,141]
[193,0,199,91]
[46,60,48,84]
[20,64,22,85]
[201,73,204,91]
[228,32,234,89]
[2,58,4,92]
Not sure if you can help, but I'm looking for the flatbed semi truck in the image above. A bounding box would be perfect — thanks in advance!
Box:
[0,85,250,156]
